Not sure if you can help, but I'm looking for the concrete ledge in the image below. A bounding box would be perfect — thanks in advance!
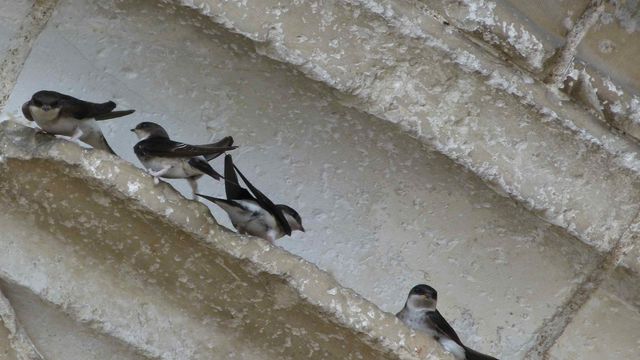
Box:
[172,0,640,256]
[0,121,450,360]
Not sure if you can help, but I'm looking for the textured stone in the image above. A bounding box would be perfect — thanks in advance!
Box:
[423,0,590,70]
[0,121,446,359]
[0,0,33,55]
[0,324,18,360]
[578,1,640,96]
[1,281,148,360]
[548,285,640,360]
[1,0,640,358]
[0,0,608,358]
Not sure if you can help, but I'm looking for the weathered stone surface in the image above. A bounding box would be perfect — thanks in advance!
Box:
[0,0,609,357]
[1,0,640,358]
[160,0,640,254]
[0,281,148,360]
[422,0,589,71]
[548,284,640,360]
[0,121,446,359]
[578,1,640,97]
[0,324,18,360]
[0,0,33,55]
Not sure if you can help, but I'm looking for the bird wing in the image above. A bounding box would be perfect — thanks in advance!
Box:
[57,93,118,119]
[223,154,255,201]
[21,102,33,121]
[93,109,135,121]
[426,310,465,348]
[134,138,236,158]
[227,155,293,236]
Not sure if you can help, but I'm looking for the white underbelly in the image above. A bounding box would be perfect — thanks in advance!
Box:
[231,200,283,240]
[36,116,78,136]
[140,157,201,178]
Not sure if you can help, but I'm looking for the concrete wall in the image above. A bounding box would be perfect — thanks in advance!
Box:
[0,0,638,359]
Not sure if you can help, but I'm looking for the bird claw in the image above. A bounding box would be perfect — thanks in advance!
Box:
[153,176,160,185]
[69,128,84,142]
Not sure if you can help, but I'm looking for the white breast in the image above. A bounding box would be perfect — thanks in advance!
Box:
[139,156,202,178]
[30,106,60,122]
[31,106,79,135]
[402,311,438,337]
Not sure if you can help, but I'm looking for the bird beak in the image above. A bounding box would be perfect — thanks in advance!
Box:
[130,129,135,132]
[41,105,51,111]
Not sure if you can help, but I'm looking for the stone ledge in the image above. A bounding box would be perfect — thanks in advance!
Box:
[0,121,450,360]
[173,0,639,258]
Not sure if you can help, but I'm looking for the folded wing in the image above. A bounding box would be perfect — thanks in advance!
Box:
[227,154,292,236]
[135,138,237,158]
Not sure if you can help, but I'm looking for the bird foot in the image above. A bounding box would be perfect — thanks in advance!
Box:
[153,176,160,185]
[68,127,84,142]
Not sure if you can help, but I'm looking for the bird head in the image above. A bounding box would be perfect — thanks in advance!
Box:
[406,284,438,311]
[30,90,63,114]
[277,204,305,233]
[131,122,170,140]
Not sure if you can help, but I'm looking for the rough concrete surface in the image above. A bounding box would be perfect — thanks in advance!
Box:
[0,0,639,359]
[0,121,448,360]
[548,284,640,360]
[161,0,640,257]
[0,1,33,54]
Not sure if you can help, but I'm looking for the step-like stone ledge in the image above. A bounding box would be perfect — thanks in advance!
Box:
[171,0,640,268]
[0,121,452,360]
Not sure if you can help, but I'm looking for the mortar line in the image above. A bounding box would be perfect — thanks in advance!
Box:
[0,0,60,112]
[544,0,604,87]
[523,205,640,360]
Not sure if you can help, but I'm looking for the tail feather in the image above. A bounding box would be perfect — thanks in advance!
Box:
[82,131,117,156]
[196,193,230,205]
[94,109,135,121]
[204,136,235,161]
[464,346,498,360]
[189,158,223,180]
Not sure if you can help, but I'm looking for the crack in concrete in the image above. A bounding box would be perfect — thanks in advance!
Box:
[0,0,60,112]
[523,206,640,360]
[544,0,605,87]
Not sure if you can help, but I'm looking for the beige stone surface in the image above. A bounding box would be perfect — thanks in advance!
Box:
[166,0,640,253]
[0,121,446,359]
[0,0,610,357]
[1,281,148,360]
[0,0,33,55]
[0,0,639,359]
[548,285,640,360]
[0,324,18,360]
[578,1,640,96]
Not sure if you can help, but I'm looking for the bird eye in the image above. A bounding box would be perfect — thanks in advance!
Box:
[50,101,58,107]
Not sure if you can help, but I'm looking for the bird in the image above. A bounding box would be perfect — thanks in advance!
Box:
[197,154,304,242]
[131,122,237,199]
[22,90,135,154]
[396,284,498,360]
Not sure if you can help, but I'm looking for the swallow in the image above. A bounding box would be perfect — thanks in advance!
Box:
[22,90,135,154]
[197,154,304,242]
[131,122,237,198]
[396,284,498,360]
